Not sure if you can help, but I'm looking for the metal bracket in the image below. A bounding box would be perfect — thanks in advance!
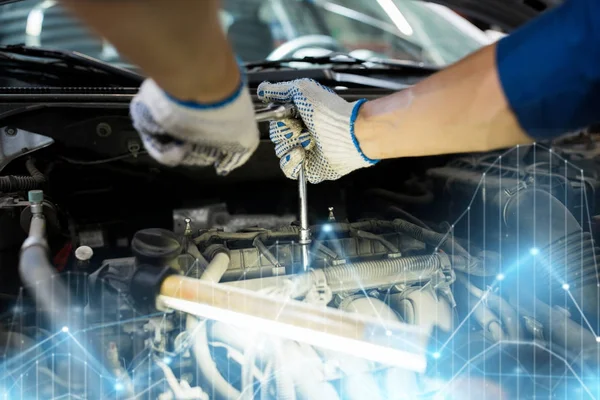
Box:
[503,176,535,197]
[0,195,29,209]
[429,255,457,308]
[522,316,545,341]
[0,127,54,172]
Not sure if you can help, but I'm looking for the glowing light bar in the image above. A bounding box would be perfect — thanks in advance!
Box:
[158,276,429,372]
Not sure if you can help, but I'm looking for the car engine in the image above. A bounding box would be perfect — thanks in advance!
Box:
[2,122,600,400]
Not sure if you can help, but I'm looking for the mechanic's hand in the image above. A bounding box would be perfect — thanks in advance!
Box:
[258,79,378,184]
[130,78,259,175]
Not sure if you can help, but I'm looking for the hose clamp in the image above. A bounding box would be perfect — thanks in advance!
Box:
[305,269,332,305]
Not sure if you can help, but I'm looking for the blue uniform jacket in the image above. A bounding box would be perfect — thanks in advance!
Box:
[497,0,600,138]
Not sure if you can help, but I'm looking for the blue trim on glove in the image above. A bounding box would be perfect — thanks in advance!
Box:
[165,61,247,110]
[350,99,379,165]
[166,79,245,110]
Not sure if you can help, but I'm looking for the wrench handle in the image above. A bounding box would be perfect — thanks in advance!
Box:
[255,103,298,122]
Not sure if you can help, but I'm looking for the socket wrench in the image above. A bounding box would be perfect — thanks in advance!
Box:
[255,103,311,271]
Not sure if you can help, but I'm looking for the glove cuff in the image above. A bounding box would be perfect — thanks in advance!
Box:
[316,99,379,177]
[132,78,257,152]
[166,79,245,110]
[349,99,379,165]
[165,60,247,110]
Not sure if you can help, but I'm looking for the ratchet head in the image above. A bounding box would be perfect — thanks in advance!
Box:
[255,103,298,122]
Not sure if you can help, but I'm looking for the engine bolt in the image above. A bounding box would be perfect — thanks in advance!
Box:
[184,218,192,236]
[127,139,141,156]
[328,207,336,221]
[96,122,112,137]
[5,127,17,136]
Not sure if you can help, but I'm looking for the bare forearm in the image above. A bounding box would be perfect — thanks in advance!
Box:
[355,44,531,159]
[60,0,239,103]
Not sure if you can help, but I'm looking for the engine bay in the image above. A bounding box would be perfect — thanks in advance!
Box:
[1,98,600,400]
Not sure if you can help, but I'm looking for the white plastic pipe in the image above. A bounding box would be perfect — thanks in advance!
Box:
[189,250,239,399]
[200,252,230,283]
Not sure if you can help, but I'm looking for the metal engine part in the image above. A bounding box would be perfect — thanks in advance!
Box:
[173,203,295,234]
[12,145,600,400]
[97,229,428,283]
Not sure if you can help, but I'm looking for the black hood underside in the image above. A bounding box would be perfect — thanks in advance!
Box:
[0,0,559,30]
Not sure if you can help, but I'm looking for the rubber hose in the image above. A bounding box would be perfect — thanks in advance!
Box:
[209,323,295,400]
[322,254,442,285]
[20,244,107,398]
[458,273,521,339]
[449,254,499,277]
[195,230,298,245]
[260,360,274,400]
[481,292,522,340]
[241,338,259,400]
[366,188,434,205]
[273,346,296,400]
[503,188,600,330]
[392,219,471,258]
[0,175,39,192]
[0,159,46,192]
[352,230,400,253]
[387,206,430,229]
[536,232,598,288]
[503,188,581,254]
[25,159,46,184]
[19,245,71,333]
[282,342,340,400]
[337,297,408,400]
[188,316,241,400]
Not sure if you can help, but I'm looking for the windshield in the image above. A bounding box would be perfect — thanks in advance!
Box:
[0,0,490,68]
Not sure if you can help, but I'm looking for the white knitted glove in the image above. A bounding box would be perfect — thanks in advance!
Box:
[130,78,259,175]
[258,79,378,184]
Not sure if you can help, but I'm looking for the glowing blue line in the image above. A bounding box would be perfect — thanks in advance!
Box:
[566,290,598,337]
[437,285,494,353]
[1,331,62,367]
[66,332,113,384]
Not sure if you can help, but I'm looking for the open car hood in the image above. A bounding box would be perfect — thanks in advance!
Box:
[0,0,560,30]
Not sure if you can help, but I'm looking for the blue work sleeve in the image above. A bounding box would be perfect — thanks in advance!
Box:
[496,0,600,139]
